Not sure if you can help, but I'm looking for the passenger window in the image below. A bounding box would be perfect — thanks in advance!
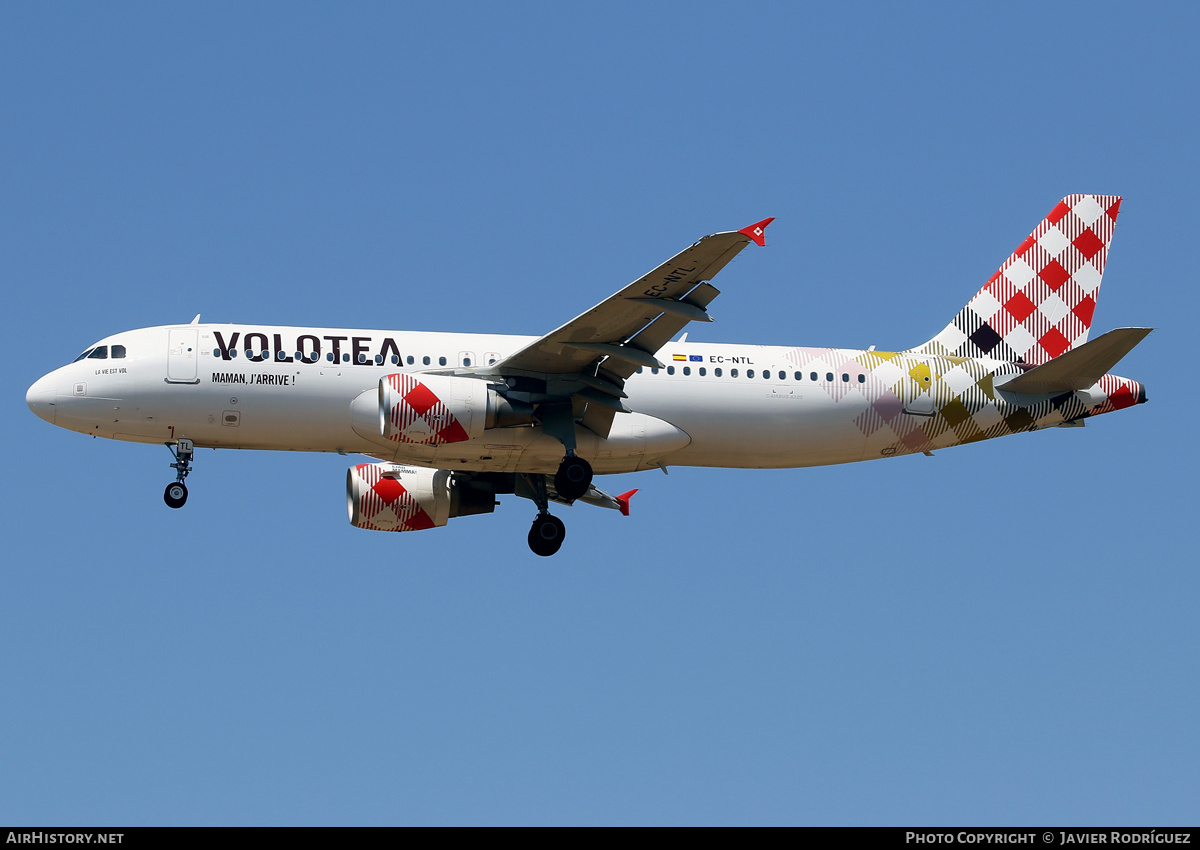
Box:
[407,355,415,365]
[327,352,335,362]
[439,356,447,366]
[391,356,400,365]
[667,366,675,375]
[764,371,772,380]
[826,372,834,382]
[858,374,866,383]
[747,369,755,378]
[651,367,659,374]
[422,356,430,365]
[111,345,126,359]
[636,367,643,374]
[810,372,818,381]
[683,366,690,376]
[88,346,108,360]
[842,373,849,382]
[699,367,706,376]
[462,357,471,367]
[715,368,722,377]
[731,369,739,378]
[375,355,384,365]
[794,372,802,381]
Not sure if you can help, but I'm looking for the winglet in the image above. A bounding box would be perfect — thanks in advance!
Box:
[738,217,775,247]
[616,489,638,517]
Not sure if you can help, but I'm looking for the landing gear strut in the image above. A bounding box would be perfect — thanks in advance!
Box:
[539,401,593,502]
[522,472,566,557]
[164,439,194,509]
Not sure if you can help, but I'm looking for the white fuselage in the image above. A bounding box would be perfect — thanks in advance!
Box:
[26,322,1136,476]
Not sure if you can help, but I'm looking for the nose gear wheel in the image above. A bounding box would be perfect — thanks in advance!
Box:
[164,481,188,509]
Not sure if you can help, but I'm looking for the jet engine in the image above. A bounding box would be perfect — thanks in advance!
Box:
[377,373,532,446]
[347,462,497,532]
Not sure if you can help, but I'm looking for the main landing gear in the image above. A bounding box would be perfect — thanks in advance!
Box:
[521,451,594,556]
[163,439,194,509]
[528,513,566,558]
[554,454,593,502]
[538,401,593,502]
[518,455,592,556]
[522,472,567,557]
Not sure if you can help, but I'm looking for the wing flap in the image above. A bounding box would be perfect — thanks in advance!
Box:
[626,297,714,322]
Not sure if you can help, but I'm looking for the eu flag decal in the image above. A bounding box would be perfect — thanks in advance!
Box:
[689,355,703,362]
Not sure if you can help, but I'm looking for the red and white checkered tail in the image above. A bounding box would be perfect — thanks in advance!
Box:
[913,195,1122,364]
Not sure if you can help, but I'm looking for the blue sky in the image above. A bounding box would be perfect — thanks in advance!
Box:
[2,2,1197,825]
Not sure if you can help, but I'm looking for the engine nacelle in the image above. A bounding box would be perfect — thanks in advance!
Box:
[347,462,496,532]
[379,373,485,445]
[377,374,533,446]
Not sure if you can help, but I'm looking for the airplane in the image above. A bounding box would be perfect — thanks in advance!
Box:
[26,194,1150,556]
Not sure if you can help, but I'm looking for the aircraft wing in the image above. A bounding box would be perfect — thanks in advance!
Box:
[492,219,773,380]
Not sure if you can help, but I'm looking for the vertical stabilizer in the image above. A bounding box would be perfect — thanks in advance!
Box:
[912,194,1122,364]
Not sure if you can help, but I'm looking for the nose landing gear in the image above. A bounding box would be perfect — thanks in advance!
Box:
[163,439,194,509]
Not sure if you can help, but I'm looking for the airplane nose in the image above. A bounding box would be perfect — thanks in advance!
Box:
[26,375,58,425]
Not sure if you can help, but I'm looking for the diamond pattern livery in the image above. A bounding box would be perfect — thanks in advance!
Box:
[917,194,1121,365]
[348,463,437,531]
[384,373,471,445]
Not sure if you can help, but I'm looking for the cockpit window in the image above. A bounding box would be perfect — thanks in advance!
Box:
[73,347,95,362]
[111,345,126,359]
[87,346,108,360]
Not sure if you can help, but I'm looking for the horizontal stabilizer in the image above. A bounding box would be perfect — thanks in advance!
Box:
[998,327,1152,395]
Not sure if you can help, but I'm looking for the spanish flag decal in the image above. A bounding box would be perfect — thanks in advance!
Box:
[673,354,687,361]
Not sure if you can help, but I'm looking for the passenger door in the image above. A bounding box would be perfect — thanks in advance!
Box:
[166,328,200,384]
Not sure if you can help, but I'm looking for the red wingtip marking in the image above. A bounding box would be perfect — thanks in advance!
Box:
[616,489,638,517]
[738,217,775,247]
